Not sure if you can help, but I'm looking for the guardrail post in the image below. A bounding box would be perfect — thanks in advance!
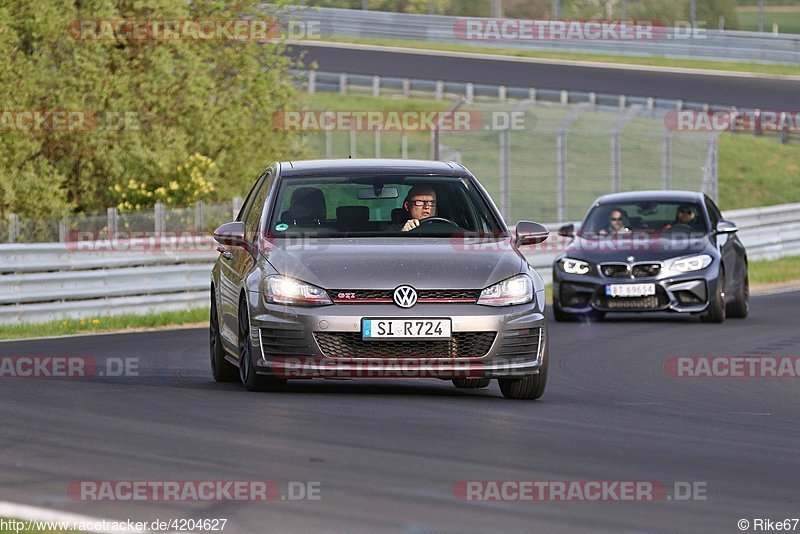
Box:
[589,92,596,108]
[107,207,118,235]
[339,73,347,94]
[646,97,654,115]
[662,133,672,189]
[781,112,789,144]
[619,95,626,109]
[232,197,243,219]
[754,109,762,136]
[465,83,474,102]
[194,201,205,230]
[7,213,19,243]
[402,78,410,98]
[676,99,683,110]
[498,85,507,101]
[372,75,380,98]
[307,70,316,94]
[154,203,164,233]
[435,81,444,101]
[529,88,537,104]
[560,90,568,106]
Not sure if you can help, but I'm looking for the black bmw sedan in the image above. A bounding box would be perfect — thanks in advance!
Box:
[552,191,748,323]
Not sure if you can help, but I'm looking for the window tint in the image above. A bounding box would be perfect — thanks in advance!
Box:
[582,201,708,233]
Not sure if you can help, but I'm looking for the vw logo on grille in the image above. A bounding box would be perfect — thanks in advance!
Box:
[393,285,418,308]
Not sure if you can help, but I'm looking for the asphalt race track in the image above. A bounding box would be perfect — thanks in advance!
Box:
[290,43,800,109]
[1,291,799,533]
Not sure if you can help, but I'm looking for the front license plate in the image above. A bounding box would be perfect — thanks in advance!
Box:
[605,283,656,297]
[362,318,452,340]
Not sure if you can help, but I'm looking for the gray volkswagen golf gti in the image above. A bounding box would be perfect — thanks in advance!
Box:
[210,159,550,399]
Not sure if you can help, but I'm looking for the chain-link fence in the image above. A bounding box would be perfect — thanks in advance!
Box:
[296,100,718,224]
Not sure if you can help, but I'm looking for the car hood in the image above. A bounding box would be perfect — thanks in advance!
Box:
[562,234,712,263]
[263,237,525,290]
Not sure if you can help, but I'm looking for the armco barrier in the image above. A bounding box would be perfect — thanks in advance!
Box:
[0,203,798,324]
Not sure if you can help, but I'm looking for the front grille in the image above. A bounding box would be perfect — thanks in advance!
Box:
[260,328,313,356]
[496,327,542,358]
[631,264,661,277]
[601,264,629,278]
[601,263,661,278]
[592,288,669,311]
[314,331,496,359]
[328,289,480,303]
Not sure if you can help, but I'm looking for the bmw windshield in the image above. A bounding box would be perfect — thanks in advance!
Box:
[580,201,709,235]
[266,174,506,238]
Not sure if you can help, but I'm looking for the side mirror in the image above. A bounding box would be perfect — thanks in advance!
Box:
[558,223,575,237]
[515,221,549,246]
[213,221,248,248]
[716,220,738,234]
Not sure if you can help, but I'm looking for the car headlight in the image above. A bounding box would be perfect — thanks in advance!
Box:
[559,258,591,275]
[264,275,332,306]
[477,274,533,307]
[667,254,712,273]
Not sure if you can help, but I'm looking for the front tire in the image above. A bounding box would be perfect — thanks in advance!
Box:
[726,264,749,319]
[700,271,726,324]
[238,298,287,392]
[498,345,548,400]
[210,291,237,382]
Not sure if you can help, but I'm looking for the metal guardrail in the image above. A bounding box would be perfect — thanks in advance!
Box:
[0,203,798,325]
[285,6,800,64]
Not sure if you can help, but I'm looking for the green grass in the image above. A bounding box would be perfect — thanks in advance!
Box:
[718,132,800,210]
[736,7,800,34]
[749,256,800,285]
[0,308,208,341]
[320,36,800,76]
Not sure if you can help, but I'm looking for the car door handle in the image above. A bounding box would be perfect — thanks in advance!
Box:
[216,245,233,260]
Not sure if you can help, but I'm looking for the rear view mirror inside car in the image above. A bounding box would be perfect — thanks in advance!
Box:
[357,186,399,200]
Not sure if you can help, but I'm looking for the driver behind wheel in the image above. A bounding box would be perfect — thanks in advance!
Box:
[400,185,437,232]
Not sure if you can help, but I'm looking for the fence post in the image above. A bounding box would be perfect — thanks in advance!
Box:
[529,88,537,103]
[8,213,19,243]
[401,133,408,159]
[560,90,569,106]
[374,128,381,158]
[435,81,444,101]
[498,85,507,101]
[232,197,243,220]
[107,207,118,236]
[402,78,410,98]
[194,200,205,230]
[307,70,316,94]
[556,130,567,222]
[349,127,357,158]
[662,133,672,190]
[465,83,474,102]
[59,219,68,242]
[154,203,164,233]
[339,73,347,94]
[499,127,511,222]
[611,132,621,193]
[372,75,380,98]
[325,129,333,158]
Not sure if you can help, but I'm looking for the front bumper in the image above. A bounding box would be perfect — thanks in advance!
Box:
[248,300,547,379]
[553,267,718,314]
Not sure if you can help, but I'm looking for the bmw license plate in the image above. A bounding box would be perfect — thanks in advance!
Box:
[362,318,452,340]
[605,283,656,297]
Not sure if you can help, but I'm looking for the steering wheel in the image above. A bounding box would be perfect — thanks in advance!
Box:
[418,216,459,227]
[667,223,694,233]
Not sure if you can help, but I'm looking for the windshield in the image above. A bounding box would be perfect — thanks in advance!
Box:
[267,174,505,238]
[581,201,708,235]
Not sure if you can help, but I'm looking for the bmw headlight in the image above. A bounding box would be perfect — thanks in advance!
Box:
[559,258,591,275]
[477,274,533,307]
[264,275,332,306]
[667,254,712,273]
